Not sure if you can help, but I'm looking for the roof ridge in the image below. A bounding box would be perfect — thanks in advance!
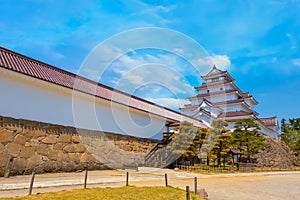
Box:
[0,46,72,75]
[259,116,277,119]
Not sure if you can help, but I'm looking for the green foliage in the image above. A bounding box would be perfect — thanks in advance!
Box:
[208,120,232,167]
[172,118,271,166]
[170,121,209,165]
[294,139,300,155]
[281,118,300,155]
[169,121,196,156]
[231,118,266,162]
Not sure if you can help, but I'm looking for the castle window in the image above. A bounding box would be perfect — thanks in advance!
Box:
[211,77,219,82]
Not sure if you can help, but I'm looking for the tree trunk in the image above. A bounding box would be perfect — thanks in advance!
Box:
[246,144,250,163]
[217,151,221,167]
[206,156,209,166]
[190,156,195,166]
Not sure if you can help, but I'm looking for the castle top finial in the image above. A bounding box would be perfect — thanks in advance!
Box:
[206,64,222,76]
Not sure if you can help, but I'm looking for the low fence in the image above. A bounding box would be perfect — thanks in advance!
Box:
[176,164,300,173]
[0,170,208,200]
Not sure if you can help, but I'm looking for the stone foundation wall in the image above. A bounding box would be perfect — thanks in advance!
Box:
[254,135,300,168]
[0,116,158,176]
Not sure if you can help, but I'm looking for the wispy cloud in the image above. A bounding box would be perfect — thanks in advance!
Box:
[1,0,300,119]
[195,55,231,71]
[292,58,300,67]
[146,97,189,110]
[286,33,297,50]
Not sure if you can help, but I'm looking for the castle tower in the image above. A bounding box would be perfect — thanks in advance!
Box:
[180,65,279,138]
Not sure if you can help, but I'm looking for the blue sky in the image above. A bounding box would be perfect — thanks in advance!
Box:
[1,0,300,122]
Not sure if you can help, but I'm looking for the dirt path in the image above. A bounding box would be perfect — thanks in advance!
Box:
[1,169,300,199]
[128,173,300,200]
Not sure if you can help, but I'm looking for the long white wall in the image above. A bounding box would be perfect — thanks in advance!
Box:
[0,69,167,138]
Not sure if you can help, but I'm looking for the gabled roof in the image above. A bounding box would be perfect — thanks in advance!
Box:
[202,98,214,107]
[0,46,207,128]
[191,107,213,118]
[180,99,213,111]
[199,108,212,116]
[201,65,235,81]
[206,65,224,76]
[242,92,258,105]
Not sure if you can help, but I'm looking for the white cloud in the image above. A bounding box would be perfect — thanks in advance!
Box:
[195,55,231,71]
[115,64,195,96]
[79,44,124,81]
[146,97,189,109]
[82,68,100,81]
[122,73,144,85]
[107,51,197,96]
[292,58,300,66]
[130,2,176,25]
[173,48,184,54]
[286,33,297,49]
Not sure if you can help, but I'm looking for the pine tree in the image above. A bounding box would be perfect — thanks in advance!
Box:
[209,120,231,167]
[294,138,300,156]
[231,118,266,163]
[289,118,300,130]
[193,127,209,164]
[169,121,195,165]
[170,121,209,165]
[281,118,286,133]
[281,118,300,155]
[200,119,231,166]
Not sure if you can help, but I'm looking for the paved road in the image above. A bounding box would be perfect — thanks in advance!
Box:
[1,168,300,199]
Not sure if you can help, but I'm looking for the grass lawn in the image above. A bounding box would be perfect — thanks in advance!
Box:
[1,186,202,200]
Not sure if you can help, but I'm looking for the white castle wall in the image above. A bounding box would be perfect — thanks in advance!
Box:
[0,68,167,138]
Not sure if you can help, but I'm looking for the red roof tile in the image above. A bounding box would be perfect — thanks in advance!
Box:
[180,104,198,110]
[0,46,207,128]
[218,111,253,118]
[260,116,278,127]
[202,98,213,106]
[213,99,244,105]
[194,80,232,90]
[201,65,235,81]
[188,89,238,99]
[179,104,212,117]
[200,108,212,116]
[242,92,250,98]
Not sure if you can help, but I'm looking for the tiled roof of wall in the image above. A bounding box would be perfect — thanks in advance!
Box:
[0,46,207,128]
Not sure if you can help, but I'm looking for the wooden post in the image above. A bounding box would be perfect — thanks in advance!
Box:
[84,169,88,189]
[28,172,35,195]
[165,173,168,186]
[194,177,197,194]
[186,186,190,200]
[4,155,14,178]
[231,154,235,172]
[126,172,129,186]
